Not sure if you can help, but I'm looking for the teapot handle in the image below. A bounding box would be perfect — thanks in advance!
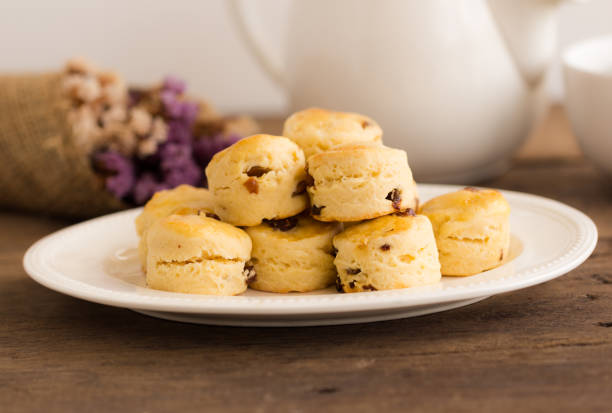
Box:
[228,0,286,89]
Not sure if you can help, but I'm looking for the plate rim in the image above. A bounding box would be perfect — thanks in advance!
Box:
[23,184,598,316]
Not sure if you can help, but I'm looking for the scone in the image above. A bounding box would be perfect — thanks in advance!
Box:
[134,185,216,270]
[283,107,383,158]
[419,187,511,276]
[205,134,309,226]
[307,142,418,222]
[146,214,252,295]
[333,212,441,292]
[245,215,341,293]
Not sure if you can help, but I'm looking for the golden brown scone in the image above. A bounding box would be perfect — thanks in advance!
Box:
[245,215,341,293]
[205,134,309,226]
[307,142,418,222]
[419,187,511,276]
[146,214,252,295]
[134,185,216,270]
[333,212,441,292]
[283,108,383,158]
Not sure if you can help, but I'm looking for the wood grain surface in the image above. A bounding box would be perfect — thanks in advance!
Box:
[1,107,611,412]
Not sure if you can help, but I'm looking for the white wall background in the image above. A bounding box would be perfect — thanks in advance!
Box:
[0,0,611,115]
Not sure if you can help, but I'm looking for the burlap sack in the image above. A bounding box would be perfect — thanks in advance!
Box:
[0,73,125,218]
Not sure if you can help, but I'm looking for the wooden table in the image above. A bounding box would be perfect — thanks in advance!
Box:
[2,107,611,412]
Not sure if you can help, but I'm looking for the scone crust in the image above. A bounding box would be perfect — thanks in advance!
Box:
[245,216,341,293]
[419,188,511,276]
[147,214,251,262]
[146,214,252,295]
[135,185,215,270]
[307,143,418,222]
[283,108,383,158]
[333,214,441,292]
[135,185,215,236]
[205,134,309,226]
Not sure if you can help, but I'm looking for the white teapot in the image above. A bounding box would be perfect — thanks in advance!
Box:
[230,0,574,183]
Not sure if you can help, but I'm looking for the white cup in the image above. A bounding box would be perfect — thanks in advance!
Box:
[563,35,612,176]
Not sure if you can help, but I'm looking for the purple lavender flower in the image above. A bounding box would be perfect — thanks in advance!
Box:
[94,75,244,205]
[193,133,241,166]
[133,173,170,205]
[159,143,202,187]
[163,163,201,187]
[162,76,186,95]
[160,90,182,118]
[180,101,199,124]
[166,120,192,144]
[92,150,135,199]
[159,142,192,168]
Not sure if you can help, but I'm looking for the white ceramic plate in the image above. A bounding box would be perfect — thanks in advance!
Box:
[23,185,597,327]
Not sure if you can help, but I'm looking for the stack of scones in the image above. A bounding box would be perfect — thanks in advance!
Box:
[136,108,511,295]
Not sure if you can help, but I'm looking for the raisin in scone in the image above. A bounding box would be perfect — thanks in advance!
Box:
[135,185,216,270]
[146,214,252,295]
[283,107,383,159]
[419,187,511,276]
[205,134,309,226]
[333,212,441,292]
[245,215,341,293]
[307,142,418,222]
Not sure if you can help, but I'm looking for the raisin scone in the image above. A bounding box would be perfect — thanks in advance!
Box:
[307,142,418,222]
[245,215,342,293]
[146,214,253,295]
[135,185,216,270]
[419,187,511,276]
[205,134,309,226]
[333,212,441,292]
[282,107,383,159]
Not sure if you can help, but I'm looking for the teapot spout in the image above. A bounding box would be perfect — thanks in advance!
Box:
[487,0,563,88]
